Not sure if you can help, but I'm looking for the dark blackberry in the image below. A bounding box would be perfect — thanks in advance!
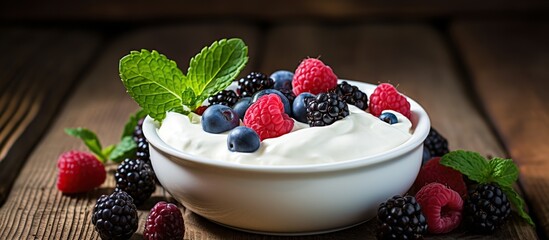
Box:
[237,72,274,97]
[92,191,138,240]
[306,92,349,127]
[424,127,449,157]
[136,137,150,162]
[115,158,156,206]
[464,183,511,233]
[207,89,239,106]
[132,118,145,142]
[278,88,296,105]
[376,195,427,240]
[330,81,368,110]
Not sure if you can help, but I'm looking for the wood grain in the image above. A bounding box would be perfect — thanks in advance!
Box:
[1,0,549,22]
[452,20,549,238]
[0,28,100,206]
[0,23,260,240]
[259,23,536,239]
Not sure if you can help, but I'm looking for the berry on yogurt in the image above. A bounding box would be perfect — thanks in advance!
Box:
[227,126,261,152]
[292,92,315,123]
[251,89,292,116]
[201,104,240,133]
[270,70,294,91]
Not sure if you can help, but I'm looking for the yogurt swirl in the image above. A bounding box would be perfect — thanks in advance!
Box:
[157,105,412,166]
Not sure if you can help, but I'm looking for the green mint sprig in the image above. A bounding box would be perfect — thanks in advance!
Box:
[119,38,248,121]
[441,150,534,226]
[65,109,147,163]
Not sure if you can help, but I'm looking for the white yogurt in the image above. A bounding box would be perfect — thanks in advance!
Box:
[157,105,412,165]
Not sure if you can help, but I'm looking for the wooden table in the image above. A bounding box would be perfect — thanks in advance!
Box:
[1,20,548,239]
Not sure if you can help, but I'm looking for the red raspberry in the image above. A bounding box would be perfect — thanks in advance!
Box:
[415,182,463,234]
[243,94,294,141]
[411,157,467,197]
[56,151,106,193]
[143,201,184,240]
[369,83,411,119]
[194,105,208,115]
[292,58,338,96]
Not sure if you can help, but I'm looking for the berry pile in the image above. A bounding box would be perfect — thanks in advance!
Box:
[197,57,414,153]
[376,195,427,240]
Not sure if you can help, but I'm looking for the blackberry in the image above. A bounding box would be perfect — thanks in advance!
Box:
[207,89,239,106]
[278,88,296,105]
[464,183,511,233]
[424,127,449,157]
[132,118,145,142]
[306,92,349,127]
[136,137,150,162]
[92,191,138,240]
[330,81,368,110]
[237,72,274,97]
[376,195,427,240]
[115,158,156,206]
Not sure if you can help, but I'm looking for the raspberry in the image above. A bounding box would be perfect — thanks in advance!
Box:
[143,201,185,240]
[92,191,138,240]
[292,58,338,96]
[243,94,294,141]
[56,150,106,193]
[415,182,463,234]
[411,157,467,197]
[369,83,411,119]
[193,105,208,115]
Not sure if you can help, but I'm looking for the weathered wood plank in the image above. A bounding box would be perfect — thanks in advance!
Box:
[0,23,260,239]
[258,23,536,239]
[1,0,549,21]
[0,28,101,206]
[452,20,549,238]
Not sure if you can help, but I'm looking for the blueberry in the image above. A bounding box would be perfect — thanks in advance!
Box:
[251,89,292,116]
[292,92,315,123]
[201,104,240,133]
[232,97,252,120]
[379,112,398,124]
[270,70,294,91]
[227,126,260,152]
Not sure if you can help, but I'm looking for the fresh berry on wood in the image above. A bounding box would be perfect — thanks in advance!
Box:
[376,195,428,240]
[143,201,184,240]
[424,127,450,158]
[56,150,106,193]
[115,158,156,206]
[415,182,463,234]
[412,157,467,197]
[464,183,511,233]
[92,191,138,240]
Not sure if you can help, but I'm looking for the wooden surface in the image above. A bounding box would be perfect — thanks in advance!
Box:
[0,20,546,239]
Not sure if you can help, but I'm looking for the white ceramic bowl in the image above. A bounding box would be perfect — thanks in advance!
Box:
[143,80,431,235]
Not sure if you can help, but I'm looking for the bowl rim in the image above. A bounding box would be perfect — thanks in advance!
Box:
[143,79,431,174]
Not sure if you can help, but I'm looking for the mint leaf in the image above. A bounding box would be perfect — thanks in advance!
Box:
[102,144,116,159]
[120,49,186,121]
[64,128,106,162]
[109,136,137,163]
[500,185,535,226]
[121,108,148,139]
[185,38,248,110]
[488,157,519,187]
[440,150,491,183]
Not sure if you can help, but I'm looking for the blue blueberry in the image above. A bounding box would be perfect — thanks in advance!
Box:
[201,104,240,133]
[270,70,294,91]
[292,92,315,123]
[379,112,398,124]
[227,126,260,152]
[251,89,292,116]
[232,97,252,120]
